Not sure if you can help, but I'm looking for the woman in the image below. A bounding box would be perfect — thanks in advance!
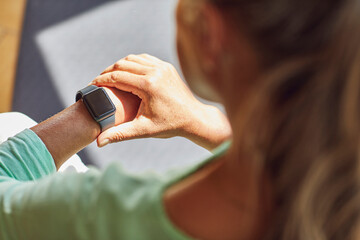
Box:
[0,0,359,239]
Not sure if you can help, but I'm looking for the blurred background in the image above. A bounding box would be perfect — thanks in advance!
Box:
[0,0,215,173]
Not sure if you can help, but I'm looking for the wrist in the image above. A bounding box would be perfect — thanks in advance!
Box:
[182,102,232,151]
[74,100,102,139]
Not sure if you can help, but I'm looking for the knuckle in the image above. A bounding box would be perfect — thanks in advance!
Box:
[141,77,155,91]
[112,131,126,142]
[147,65,157,73]
[155,68,164,78]
[113,62,121,69]
[159,63,170,71]
[125,54,136,61]
[110,72,120,82]
[163,62,174,71]
[92,78,99,84]
[114,59,126,69]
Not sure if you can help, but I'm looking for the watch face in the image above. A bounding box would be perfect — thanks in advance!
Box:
[83,88,115,120]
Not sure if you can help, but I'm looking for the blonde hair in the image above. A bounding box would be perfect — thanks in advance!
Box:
[211,0,360,239]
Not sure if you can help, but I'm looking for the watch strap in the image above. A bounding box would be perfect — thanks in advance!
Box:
[99,114,116,132]
[76,85,98,102]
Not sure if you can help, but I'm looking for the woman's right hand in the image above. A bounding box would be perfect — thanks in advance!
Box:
[92,54,232,150]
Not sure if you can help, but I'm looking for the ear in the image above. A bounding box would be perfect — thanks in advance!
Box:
[195,3,228,73]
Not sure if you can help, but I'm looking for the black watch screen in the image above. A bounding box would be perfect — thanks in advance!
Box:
[83,88,115,120]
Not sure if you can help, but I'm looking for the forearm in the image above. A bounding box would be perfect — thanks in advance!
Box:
[183,104,232,151]
[31,101,99,170]
[31,87,140,170]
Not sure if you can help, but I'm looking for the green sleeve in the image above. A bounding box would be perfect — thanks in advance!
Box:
[0,128,228,240]
[0,165,188,240]
[0,127,193,239]
[0,129,56,181]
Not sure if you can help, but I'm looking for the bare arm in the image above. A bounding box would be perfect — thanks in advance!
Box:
[31,88,140,170]
[31,101,99,170]
[31,54,232,169]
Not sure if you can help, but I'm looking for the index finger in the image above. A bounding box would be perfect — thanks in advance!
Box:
[92,71,145,98]
[100,59,150,75]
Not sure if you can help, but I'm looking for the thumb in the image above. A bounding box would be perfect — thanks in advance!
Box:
[97,118,150,147]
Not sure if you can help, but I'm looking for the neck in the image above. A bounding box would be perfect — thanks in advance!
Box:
[213,146,272,239]
[164,130,272,239]
[216,102,273,238]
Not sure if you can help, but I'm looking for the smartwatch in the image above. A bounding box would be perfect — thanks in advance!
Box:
[76,85,116,132]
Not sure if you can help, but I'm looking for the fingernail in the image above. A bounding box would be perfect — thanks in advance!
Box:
[99,139,110,148]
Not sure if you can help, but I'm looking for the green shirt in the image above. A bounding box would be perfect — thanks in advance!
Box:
[0,129,230,240]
